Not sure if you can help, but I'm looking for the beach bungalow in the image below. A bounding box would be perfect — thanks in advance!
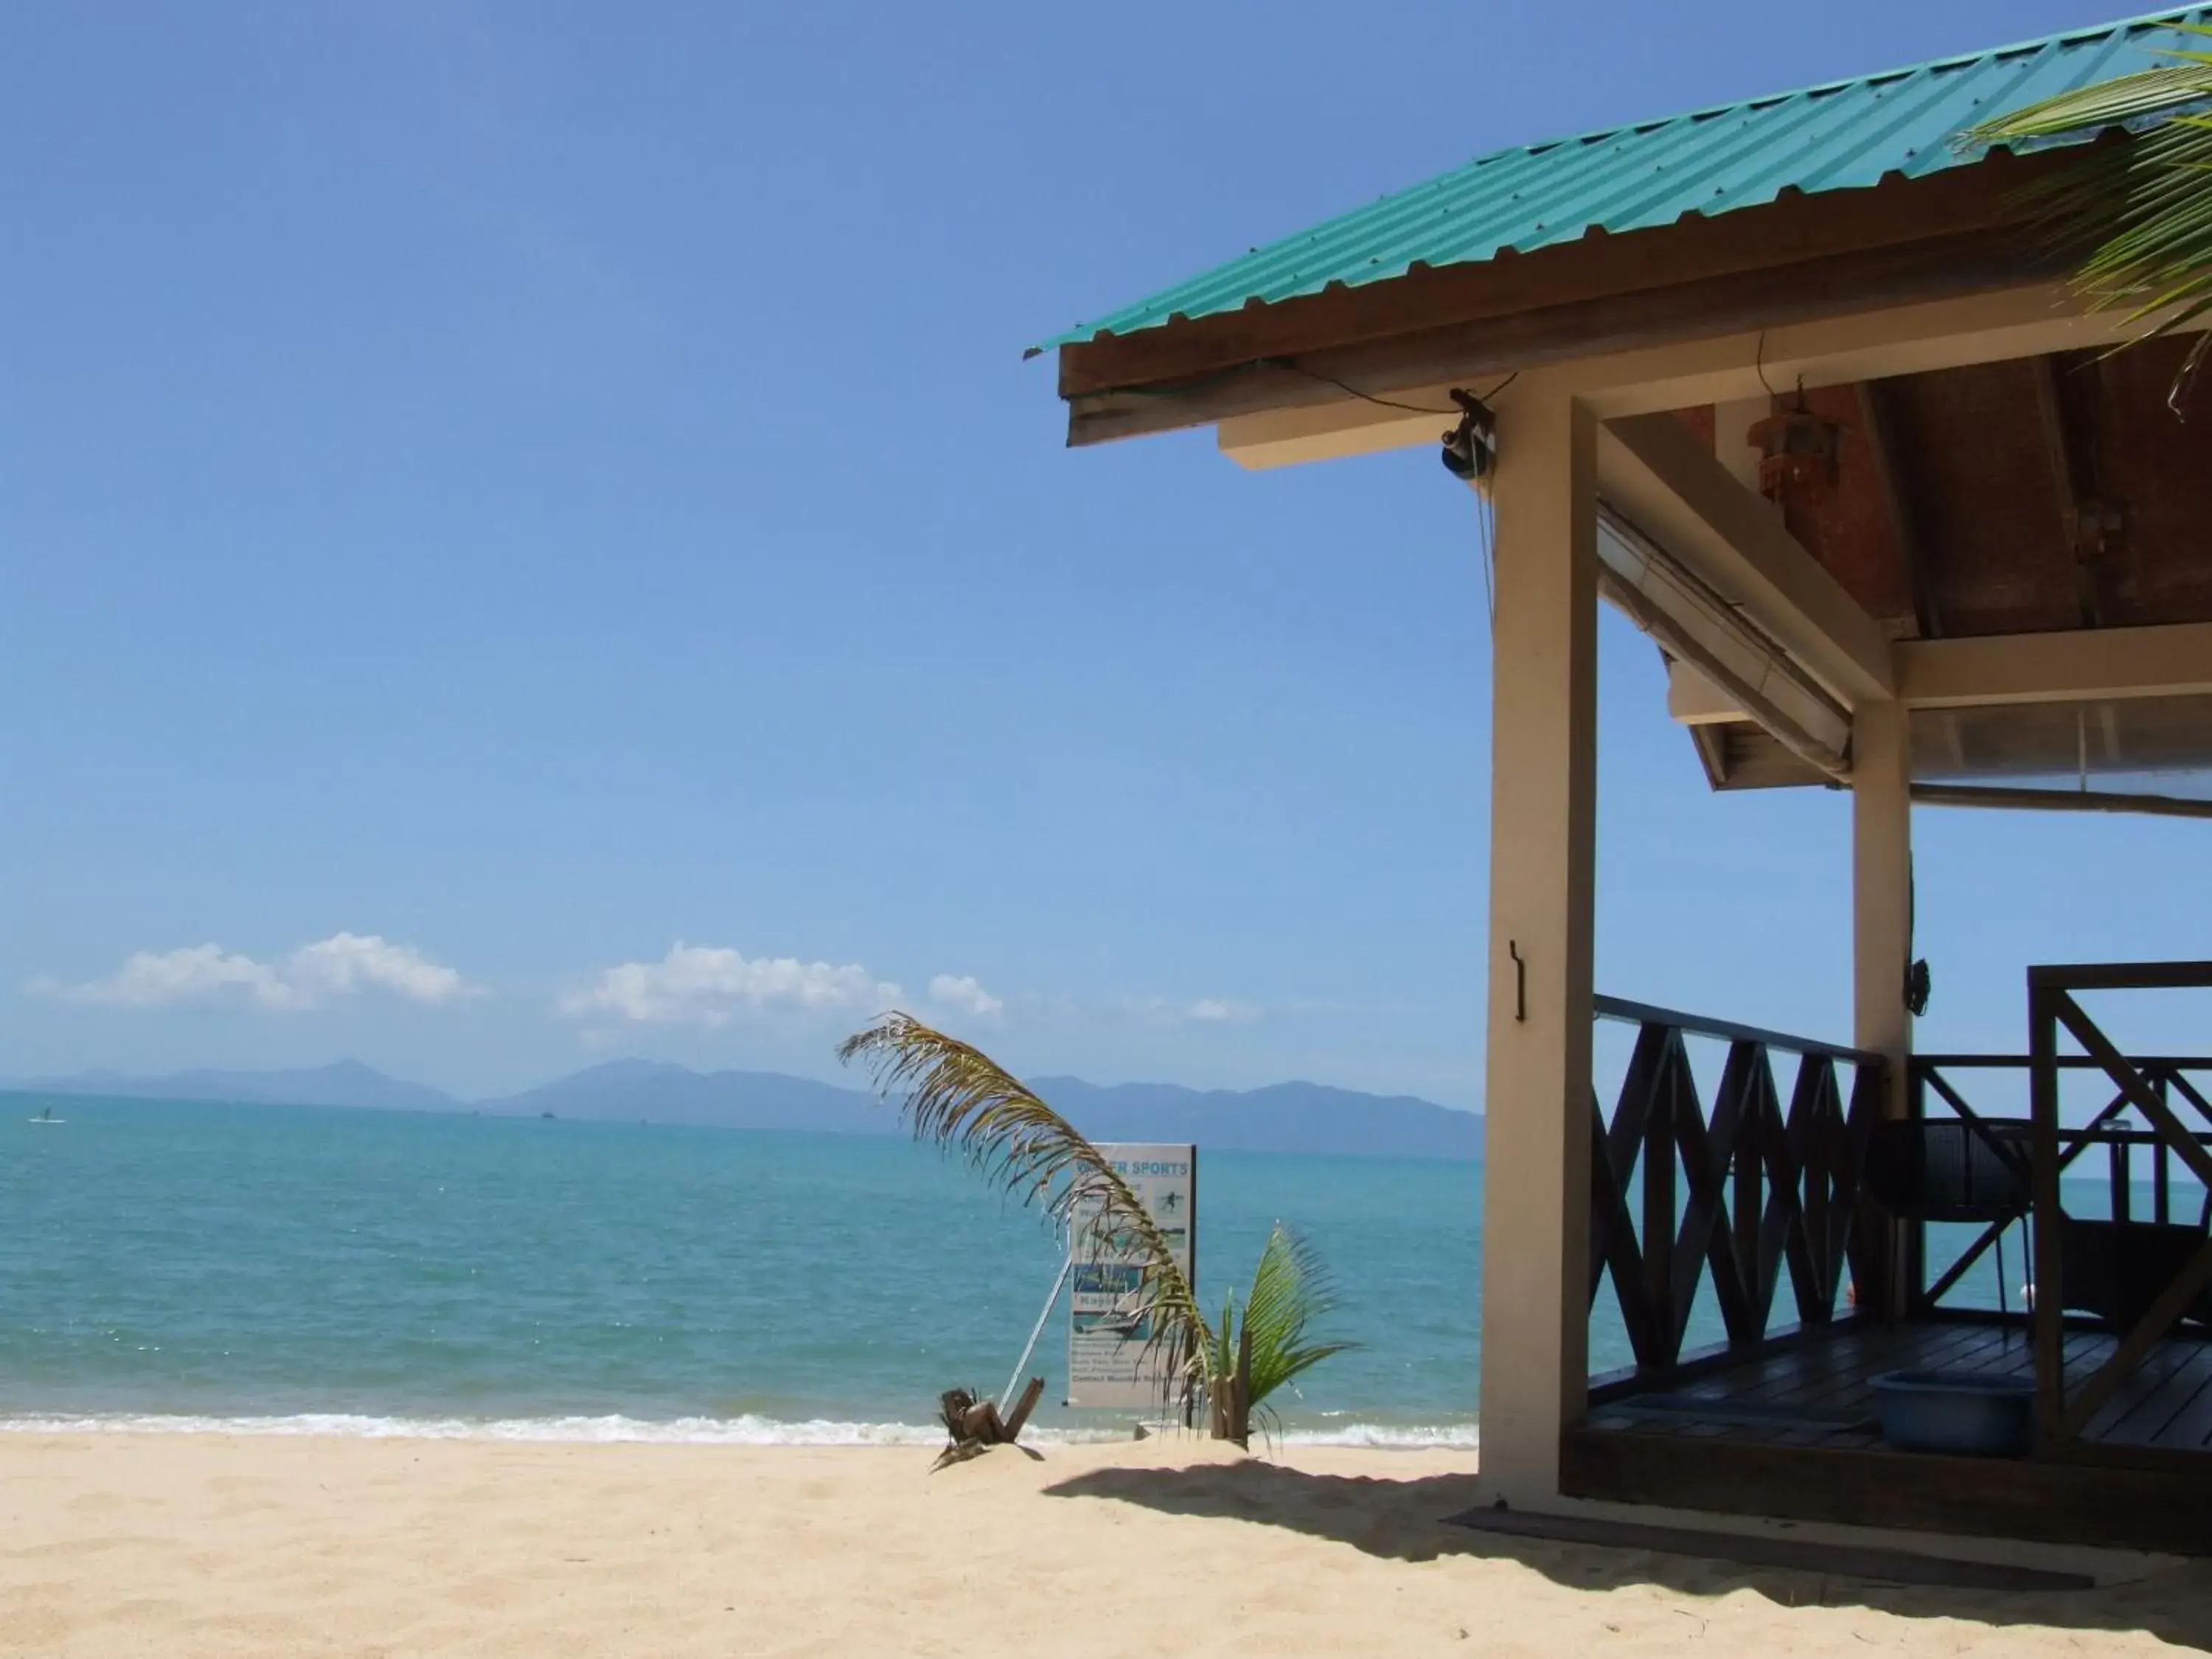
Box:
[1036,10,2212,1554]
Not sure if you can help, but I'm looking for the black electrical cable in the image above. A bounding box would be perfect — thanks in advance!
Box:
[1267,361,1456,414]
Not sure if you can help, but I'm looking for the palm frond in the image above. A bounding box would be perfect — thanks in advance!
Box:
[1964,56,2212,142]
[1961,27,2212,395]
[1239,1223,1357,1411]
[838,1012,1212,1406]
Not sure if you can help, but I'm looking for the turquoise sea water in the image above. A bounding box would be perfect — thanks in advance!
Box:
[0,1093,1508,1444]
[8,1092,2163,1444]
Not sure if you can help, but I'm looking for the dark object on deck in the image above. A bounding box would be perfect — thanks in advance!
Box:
[932,1379,1048,1470]
[1863,1118,2029,1223]
[2059,1217,2212,1333]
[1870,1370,2034,1457]
[1441,1503,2093,1591]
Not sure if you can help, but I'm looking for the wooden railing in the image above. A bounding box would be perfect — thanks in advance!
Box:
[1910,1051,2212,1318]
[1588,996,1890,1382]
[2027,962,2212,1451]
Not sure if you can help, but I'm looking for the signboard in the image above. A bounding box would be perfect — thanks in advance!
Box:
[1065,1144,1197,1411]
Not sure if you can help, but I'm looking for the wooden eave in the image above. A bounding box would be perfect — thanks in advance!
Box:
[1057,145,2096,449]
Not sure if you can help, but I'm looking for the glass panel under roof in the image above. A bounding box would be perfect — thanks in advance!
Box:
[1911,693,2212,803]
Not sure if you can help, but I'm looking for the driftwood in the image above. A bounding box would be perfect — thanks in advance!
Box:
[932,1379,1047,1471]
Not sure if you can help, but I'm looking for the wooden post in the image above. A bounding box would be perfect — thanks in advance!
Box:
[2028,974,2065,1451]
[1852,698,1914,1317]
[1475,383,1599,1507]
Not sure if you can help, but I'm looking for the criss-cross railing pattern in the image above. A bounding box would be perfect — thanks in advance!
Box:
[1910,1051,2212,1318]
[2028,962,2212,1448]
[1590,997,1891,1377]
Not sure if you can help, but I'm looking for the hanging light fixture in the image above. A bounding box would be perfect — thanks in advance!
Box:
[1747,380,1849,502]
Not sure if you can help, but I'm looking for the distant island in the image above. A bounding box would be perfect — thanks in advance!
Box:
[7,1058,1482,1161]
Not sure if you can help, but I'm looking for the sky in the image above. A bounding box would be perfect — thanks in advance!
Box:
[6,0,2208,1108]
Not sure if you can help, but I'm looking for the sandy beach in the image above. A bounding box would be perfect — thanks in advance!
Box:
[1,1434,2206,1658]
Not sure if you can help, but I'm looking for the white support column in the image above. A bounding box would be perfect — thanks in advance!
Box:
[1852,699,1914,1122]
[1853,699,1913,1318]
[1476,385,1599,1506]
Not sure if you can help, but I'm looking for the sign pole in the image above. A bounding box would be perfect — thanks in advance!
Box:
[999,1249,1074,1417]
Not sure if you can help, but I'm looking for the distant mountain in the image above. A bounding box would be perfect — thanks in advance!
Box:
[10,1059,461,1113]
[478,1060,888,1135]
[11,1058,1482,1160]
[1030,1076,1482,1161]
[483,1064,1480,1159]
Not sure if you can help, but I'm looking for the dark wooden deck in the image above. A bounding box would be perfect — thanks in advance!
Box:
[1564,1318,2212,1554]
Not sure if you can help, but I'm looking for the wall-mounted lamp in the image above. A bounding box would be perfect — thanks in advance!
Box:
[1440,387,1498,480]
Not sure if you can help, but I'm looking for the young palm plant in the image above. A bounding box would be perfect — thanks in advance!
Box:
[838,1012,1353,1446]
[1205,1223,1357,1448]
[1964,21,2212,403]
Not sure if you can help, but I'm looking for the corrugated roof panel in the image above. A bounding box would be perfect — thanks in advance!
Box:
[1044,8,2210,351]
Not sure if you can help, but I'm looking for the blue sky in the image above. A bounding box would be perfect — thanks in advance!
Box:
[7,1,2208,1107]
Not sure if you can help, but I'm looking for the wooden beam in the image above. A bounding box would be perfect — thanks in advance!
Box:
[1559,1425,2212,1554]
[1058,148,2075,400]
[2032,355,2105,628]
[1205,281,2180,469]
[1896,621,2212,708]
[1601,567,1847,776]
[1598,412,1895,706]
[1088,233,2055,451]
[1855,378,1939,639]
[1599,505,1851,767]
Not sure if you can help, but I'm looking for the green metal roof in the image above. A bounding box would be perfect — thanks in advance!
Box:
[1043,7,2210,351]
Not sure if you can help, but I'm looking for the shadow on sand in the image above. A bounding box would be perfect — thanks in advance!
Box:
[1043,1459,2212,1651]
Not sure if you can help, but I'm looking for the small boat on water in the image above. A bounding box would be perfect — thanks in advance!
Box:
[27,1106,63,1125]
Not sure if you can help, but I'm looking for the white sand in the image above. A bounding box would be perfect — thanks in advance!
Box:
[2,1433,2207,1657]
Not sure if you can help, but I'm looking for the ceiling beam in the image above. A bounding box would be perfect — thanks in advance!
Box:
[1855,378,1940,639]
[1896,621,2212,708]
[1597,412,1896,706]
[2031,352,2129,631]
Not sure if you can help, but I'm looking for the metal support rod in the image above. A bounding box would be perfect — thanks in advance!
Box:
[1001,1251,1075,1416]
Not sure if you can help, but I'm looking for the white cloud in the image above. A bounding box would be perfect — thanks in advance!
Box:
[1123,995,1265,1026]
[1184,997,1261,1024]
[283,933,476,1006]
[35,933,479,1012]
[559,943,900,1028]
[927,973,1005,1020]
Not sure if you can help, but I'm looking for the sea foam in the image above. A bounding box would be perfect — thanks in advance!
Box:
[0,1412,1475,1450]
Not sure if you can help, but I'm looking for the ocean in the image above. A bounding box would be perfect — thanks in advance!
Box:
[5,1091,2129,1447]
[0,1093,1509,1446]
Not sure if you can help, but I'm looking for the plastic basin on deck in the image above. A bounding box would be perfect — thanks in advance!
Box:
[1868,1370,2035,1457]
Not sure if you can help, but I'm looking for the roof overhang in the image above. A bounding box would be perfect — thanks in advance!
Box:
[1056,147,2090,451]
[1041,13,2212,818]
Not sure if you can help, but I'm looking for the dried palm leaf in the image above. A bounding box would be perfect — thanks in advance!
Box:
[838,1012,1211,1412]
